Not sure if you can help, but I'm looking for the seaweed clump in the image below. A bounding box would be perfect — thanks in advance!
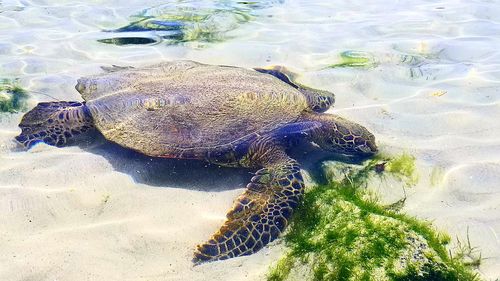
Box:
[329,51,377,68]
[0,78,29,113]
[268,154,480,281]
[327,50,445,82]
[99,0,283,46]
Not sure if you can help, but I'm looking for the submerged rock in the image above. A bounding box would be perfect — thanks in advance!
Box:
[268,155,480,281]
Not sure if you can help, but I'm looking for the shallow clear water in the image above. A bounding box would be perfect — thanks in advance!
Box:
[1,0,500,280]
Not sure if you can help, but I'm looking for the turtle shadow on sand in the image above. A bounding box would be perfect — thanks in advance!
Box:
[74,131,367,192]
[76,131,252,192]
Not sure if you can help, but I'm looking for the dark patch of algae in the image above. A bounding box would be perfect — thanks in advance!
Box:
[268,153,480,281]
[0,79,29,113]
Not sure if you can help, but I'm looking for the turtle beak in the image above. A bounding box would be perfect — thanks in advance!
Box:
[367,140,378,154]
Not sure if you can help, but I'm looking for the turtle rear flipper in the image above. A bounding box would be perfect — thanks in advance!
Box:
[16,101,94,148]
[193,144,304,263]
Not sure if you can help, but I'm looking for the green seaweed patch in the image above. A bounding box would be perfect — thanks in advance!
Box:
[100,1,280,46]
[268,154,479,281]
[385,153,418,186]
[329,51,377,68]
[0,78,29,113]
[430,166,445,187]
[102,9,250,45]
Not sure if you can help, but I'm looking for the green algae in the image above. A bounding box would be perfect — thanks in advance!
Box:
[268,154,480,281]
[0,78,29,113]
[430,166,445,187]
[329,51,377,68]
[328,51,434,79]
[385,153,418,186]
[100,1,281,46]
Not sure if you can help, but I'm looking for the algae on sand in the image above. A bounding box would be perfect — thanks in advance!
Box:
[328,50,443,82]
[268,154,480,281]
[0,78,29,113]
[384,153,418,187]
[329,51,377,68]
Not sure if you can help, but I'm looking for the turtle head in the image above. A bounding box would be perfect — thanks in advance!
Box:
[305,113,377,157]
[329,120,378,156]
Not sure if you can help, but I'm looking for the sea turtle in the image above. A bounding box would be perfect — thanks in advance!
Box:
[15,60,377,263]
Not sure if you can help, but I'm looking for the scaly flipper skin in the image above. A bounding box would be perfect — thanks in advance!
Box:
[254,66,335,113]
[193,141,304,263]
[16,101,94,148]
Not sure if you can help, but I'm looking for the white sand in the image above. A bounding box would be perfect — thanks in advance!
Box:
[0,138,285,281]
[1,0,500,280]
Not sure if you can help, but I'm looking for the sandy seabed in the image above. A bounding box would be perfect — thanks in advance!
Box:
[1,0,500,280]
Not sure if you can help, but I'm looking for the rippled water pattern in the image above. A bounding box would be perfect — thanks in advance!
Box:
[1,0,500,280]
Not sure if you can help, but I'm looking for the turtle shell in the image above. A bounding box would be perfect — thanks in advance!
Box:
[77,60,308,158]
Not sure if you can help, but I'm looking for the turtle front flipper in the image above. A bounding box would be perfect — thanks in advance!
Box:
[16,101,94,148]
[254,66,335,113]
[193,144,304,263]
